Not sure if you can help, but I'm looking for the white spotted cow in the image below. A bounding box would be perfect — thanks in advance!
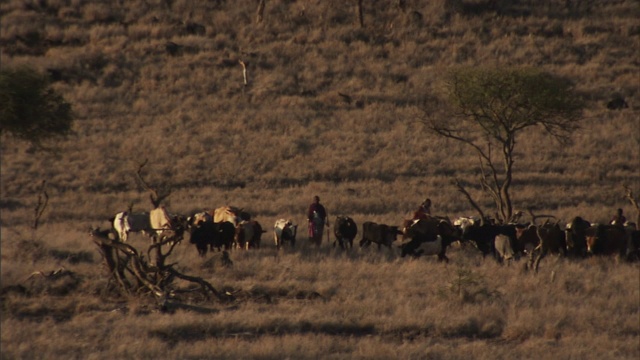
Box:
[112,211,151,242]
[112,206,181,243]
[274,219,298,249]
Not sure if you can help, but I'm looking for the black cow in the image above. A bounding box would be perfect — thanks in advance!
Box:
[628,229,640,261]
[565,216,591,258]
[215,221,236,251]
[462,223,518,261]
[401,218,439,242]
[333,216,358,249]
[359,221,400,249]
[189,220,214,256]
[189,220,235,256]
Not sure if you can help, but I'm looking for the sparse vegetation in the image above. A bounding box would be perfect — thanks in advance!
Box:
[1,0,638,359]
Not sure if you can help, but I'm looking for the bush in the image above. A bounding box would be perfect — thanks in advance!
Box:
[0,66,74,150]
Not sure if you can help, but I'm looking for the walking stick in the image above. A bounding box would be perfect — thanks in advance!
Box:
[326,217,330,245]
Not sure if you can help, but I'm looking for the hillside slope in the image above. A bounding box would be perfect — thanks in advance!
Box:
[1,0,638,225]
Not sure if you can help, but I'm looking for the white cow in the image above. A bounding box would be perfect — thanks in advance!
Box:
[494,234,515,264]
[187,211,213,228]
[274,218,298,249]
[410,235,444,258]
[453,216,480,232]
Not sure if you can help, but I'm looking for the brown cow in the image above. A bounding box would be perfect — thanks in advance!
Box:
[360,221,401,250]
[516,223,566,272]
[532,223,567,272]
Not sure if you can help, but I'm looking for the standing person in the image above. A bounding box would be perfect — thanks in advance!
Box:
[307,195,328,246]
[610,208,627,226]
[412,198,432,220]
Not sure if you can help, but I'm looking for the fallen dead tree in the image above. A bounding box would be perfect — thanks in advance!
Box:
[90,228,228,303]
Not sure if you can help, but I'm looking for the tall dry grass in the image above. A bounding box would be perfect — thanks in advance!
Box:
[1,0,639,358]
[1,223,639,359]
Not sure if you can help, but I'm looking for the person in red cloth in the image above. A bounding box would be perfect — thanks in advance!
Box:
[307,195,329,246]
[412,198,432,220]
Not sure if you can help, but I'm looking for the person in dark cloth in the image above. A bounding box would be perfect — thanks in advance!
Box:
[610,208,626,226]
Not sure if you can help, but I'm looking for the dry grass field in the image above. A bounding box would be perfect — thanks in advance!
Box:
[1,0,639,358]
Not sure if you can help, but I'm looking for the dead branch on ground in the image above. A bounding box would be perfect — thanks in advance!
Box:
[90,228,226,302]
[239,60,248,85]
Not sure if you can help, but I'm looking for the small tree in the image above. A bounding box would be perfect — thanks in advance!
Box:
[0,66,73,150]
[422,67,584,223]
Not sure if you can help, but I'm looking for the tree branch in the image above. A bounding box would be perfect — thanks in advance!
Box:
[33,180,48,230]
[135,159,171,208]
[624,185,640,228]
[455,179,486,223]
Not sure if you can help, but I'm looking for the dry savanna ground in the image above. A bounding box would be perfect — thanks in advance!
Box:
[1,0,639,359]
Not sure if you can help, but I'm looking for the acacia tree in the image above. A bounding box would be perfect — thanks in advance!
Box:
[422,67,584,223]
[0,66,73,150]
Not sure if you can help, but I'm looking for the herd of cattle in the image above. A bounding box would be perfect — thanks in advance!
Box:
[108,206,640,270]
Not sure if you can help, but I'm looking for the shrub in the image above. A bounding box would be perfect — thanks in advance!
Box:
[0,66,74,150]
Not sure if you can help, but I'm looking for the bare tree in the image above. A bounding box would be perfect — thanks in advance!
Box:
[135,159,171,209]
[421,67,584,223]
